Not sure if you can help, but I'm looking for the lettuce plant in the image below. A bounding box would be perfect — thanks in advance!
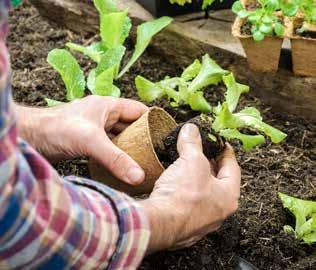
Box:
[46,0,172,105]
[136,54,287,150]
[170,0,217,10]
[279,193,316,245]
[232,0,285,41]
[136,54,229,113]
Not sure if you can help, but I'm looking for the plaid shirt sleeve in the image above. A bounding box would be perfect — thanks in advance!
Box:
[0,2,150,269]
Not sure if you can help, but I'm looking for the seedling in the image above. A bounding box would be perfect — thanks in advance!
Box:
[137,54,287,160]
[136,54,229,113]
[279,192,316,245]
[46,0,172,105]
[170,0,217,10]
[232,0,285,41]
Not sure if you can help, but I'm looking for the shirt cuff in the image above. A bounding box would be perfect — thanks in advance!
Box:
[65,176,150,270]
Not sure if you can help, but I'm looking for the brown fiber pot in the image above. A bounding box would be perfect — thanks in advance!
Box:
[232,17,284,73]
[89,107,177,195]
[286,17,316,77]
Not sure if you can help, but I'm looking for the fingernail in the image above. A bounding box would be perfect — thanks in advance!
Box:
[126,167,145,185]
[182,124,199,137]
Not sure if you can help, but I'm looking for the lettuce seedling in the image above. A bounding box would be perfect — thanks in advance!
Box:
[232,0,284,41]
[136,54,229,113]
[279,192,316,245]
[137,55,286,150]
[46,0,172,105]
[170,0,217,10]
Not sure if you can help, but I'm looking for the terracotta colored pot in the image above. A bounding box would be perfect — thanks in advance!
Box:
[232,17,284,73]
[89,107,177,195]
[286,17,316,77]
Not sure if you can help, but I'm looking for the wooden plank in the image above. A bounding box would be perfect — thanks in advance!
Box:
[29,0,316,122]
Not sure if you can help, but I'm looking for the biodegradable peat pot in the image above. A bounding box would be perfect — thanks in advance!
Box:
[232,17,284,72]
[287,17,316,77]
[89,107,177,196]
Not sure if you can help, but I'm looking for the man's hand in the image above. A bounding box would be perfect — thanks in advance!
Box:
[140,124,241,253]
[16,96,148,185]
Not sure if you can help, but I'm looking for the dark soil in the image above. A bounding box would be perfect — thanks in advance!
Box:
[241,21,252,36]
[156,115,225,168]
[8,2,316,270]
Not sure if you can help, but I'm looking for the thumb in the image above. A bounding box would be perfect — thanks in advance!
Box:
[88,132,145,185]
[177,124,203,158]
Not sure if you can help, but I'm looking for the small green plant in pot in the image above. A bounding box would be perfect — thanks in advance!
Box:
[284,0,316,77]
[45,0,172,106]
[232,0,285,72]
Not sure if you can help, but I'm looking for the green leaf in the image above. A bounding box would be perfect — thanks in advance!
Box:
[188,54,228,92]
[232,1,244,14]
[259,23,273,34]
[45,98,65,107]
[253,30,265,41]
[95,67,121,97]
[219,129,265,151]
[93,0,118,14]
[262,15,273,24]
[282,3,299,17]
[181,59,202,81]
[135,75,165,102]
[95,45,126,77]
[47,49,85,101]
[66,42,105,63]
[118,16,173,78]
[202,0,215,9]
[274,22,285,37]
[100,10,129,49]
[213,103,287,144]
[187,92,212,113]
[169,0,192,6]
[238,10,250,18]
[223,73,250,112]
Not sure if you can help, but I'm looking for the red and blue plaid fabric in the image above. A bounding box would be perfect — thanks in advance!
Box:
[0,2,150,269]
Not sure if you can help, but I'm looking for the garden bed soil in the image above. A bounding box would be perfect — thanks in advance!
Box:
[9,2,316,269]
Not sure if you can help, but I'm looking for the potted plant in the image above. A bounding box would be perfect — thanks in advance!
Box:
[285,0,316,77]
[90,55,287,195]
[136,0,236,17]
[232,0,285,72]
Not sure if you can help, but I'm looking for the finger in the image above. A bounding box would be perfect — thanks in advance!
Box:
[88,132,145,185]
[177,124,203,158]
[113,98,148,123]
[216,143,241,193]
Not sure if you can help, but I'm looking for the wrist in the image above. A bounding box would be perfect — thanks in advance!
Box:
[16,105,53,153]
[139,199,179,254]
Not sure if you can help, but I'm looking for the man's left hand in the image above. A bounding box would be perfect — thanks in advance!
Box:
[17,96,148,185]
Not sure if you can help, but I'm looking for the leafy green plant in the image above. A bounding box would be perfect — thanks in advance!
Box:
[169,0,217,10]
[46,0,172,105]
[232,0,285,41]
[136,54,287,150]
[136,54,229,113]
[279,192,316,244]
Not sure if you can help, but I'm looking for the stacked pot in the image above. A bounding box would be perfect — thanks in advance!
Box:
[232,0,316,76]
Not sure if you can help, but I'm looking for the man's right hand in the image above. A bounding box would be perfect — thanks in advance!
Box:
[140,124,241,253]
